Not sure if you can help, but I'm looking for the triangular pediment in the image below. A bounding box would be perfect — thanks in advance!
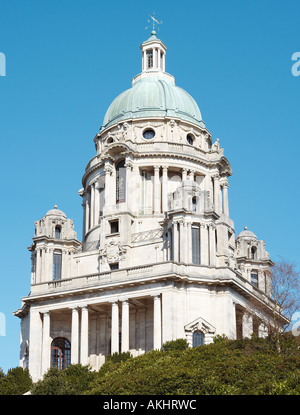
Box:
[185,316,216,334]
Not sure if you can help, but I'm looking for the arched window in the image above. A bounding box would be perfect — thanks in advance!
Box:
[51,337,71,370]
[146,49,153,68]
[116,160,126,204]
[192,196,197,212]
[251,246,257,260]
[55,225,61,239]
[192,331,204,347]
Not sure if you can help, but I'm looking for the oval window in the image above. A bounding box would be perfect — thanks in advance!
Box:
[187,134,194,145]
[143,129,155,140]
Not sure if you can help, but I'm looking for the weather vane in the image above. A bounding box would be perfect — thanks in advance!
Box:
[145,12,162,33]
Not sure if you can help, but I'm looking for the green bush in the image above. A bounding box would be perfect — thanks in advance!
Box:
[6,335,300,395]
[88,336,300,395]
[31,364,96,395]
[0,367,32,395]
[161,338,189,351]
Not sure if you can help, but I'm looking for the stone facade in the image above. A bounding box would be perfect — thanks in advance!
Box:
[14,32,274,382]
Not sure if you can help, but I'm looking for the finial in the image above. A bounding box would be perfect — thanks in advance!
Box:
[54,204,57,209]
[244,226,247,230]
[145,12,162,34]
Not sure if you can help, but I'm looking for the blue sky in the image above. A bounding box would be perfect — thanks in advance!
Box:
[0,0,299,373]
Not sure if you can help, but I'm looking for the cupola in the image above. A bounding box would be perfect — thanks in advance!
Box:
[140,30,167,73]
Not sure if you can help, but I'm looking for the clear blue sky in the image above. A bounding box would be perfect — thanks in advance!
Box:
[0,0,299,373]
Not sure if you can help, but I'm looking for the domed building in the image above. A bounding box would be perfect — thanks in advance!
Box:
[15,31,274,381]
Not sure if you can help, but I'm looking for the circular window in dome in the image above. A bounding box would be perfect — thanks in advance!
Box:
[186,134,194,145]
[143,129,155,140]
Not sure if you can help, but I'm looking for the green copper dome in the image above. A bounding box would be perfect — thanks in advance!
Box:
[101,73,205,131]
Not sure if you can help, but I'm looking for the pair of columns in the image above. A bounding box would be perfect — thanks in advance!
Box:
[153,166,168,214]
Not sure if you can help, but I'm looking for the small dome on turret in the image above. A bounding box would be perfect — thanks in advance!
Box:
[236,226,257,240]
[45,205,67,219]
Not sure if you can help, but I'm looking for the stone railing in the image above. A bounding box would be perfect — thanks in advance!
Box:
[29,261,263,300]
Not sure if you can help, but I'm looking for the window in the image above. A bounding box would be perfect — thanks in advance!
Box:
[251,272,258,288]
[51,337,71,370]
[116,160,126,203]
[143,128,155,140]
[251,246,257,260]
[109,263,119,271]
[146,49,153,68]
[110,220,119,234]
[55,225,61,239]
[192,196,197,212]
[192,226,200,265]
[186,134,194,145]
[192,331,204,347]
[53,251,62,280]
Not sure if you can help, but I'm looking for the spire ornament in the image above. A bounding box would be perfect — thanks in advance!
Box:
[145,12,162,35]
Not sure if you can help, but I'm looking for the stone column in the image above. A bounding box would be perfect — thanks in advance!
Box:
[41,311,50,375]
[153,166,160,214]
[111,301,119,354]
[71,307,79,364]
[189,170,195,181]
[90,183,95,228]
[82,200,86,238]
[121,300,129,353]
[213,175,221,215]
[80,306,89,365]
[182,168,187,182]
[209,224,216,266]
[222,181,229,216]
[242,312,253,339]
[125,162,133,211]
[186,222,192,263]
[85,198,90,233]
[143,50,146,71]
[153,295,162,350]
[161,166,168,212]
[94,183,100,226]
[173,221,179,262]
[41,247,46,282]
[104,165,113,208]
[200,223,208,265]
[36,248,41,283]
[179,221,186,263]
[153,47,157,68]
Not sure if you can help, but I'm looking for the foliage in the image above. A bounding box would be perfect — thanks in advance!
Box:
[5,335,300,395]
[106,351,132,364]
[0,367,32,395]
[31,364,97,395]
[87,335,300,395]
[161,338,190,351]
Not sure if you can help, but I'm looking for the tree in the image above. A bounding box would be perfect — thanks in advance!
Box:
[270,259,300,352]
[0,367,32,395]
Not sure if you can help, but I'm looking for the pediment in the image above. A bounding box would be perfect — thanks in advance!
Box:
[185,316,216,334]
